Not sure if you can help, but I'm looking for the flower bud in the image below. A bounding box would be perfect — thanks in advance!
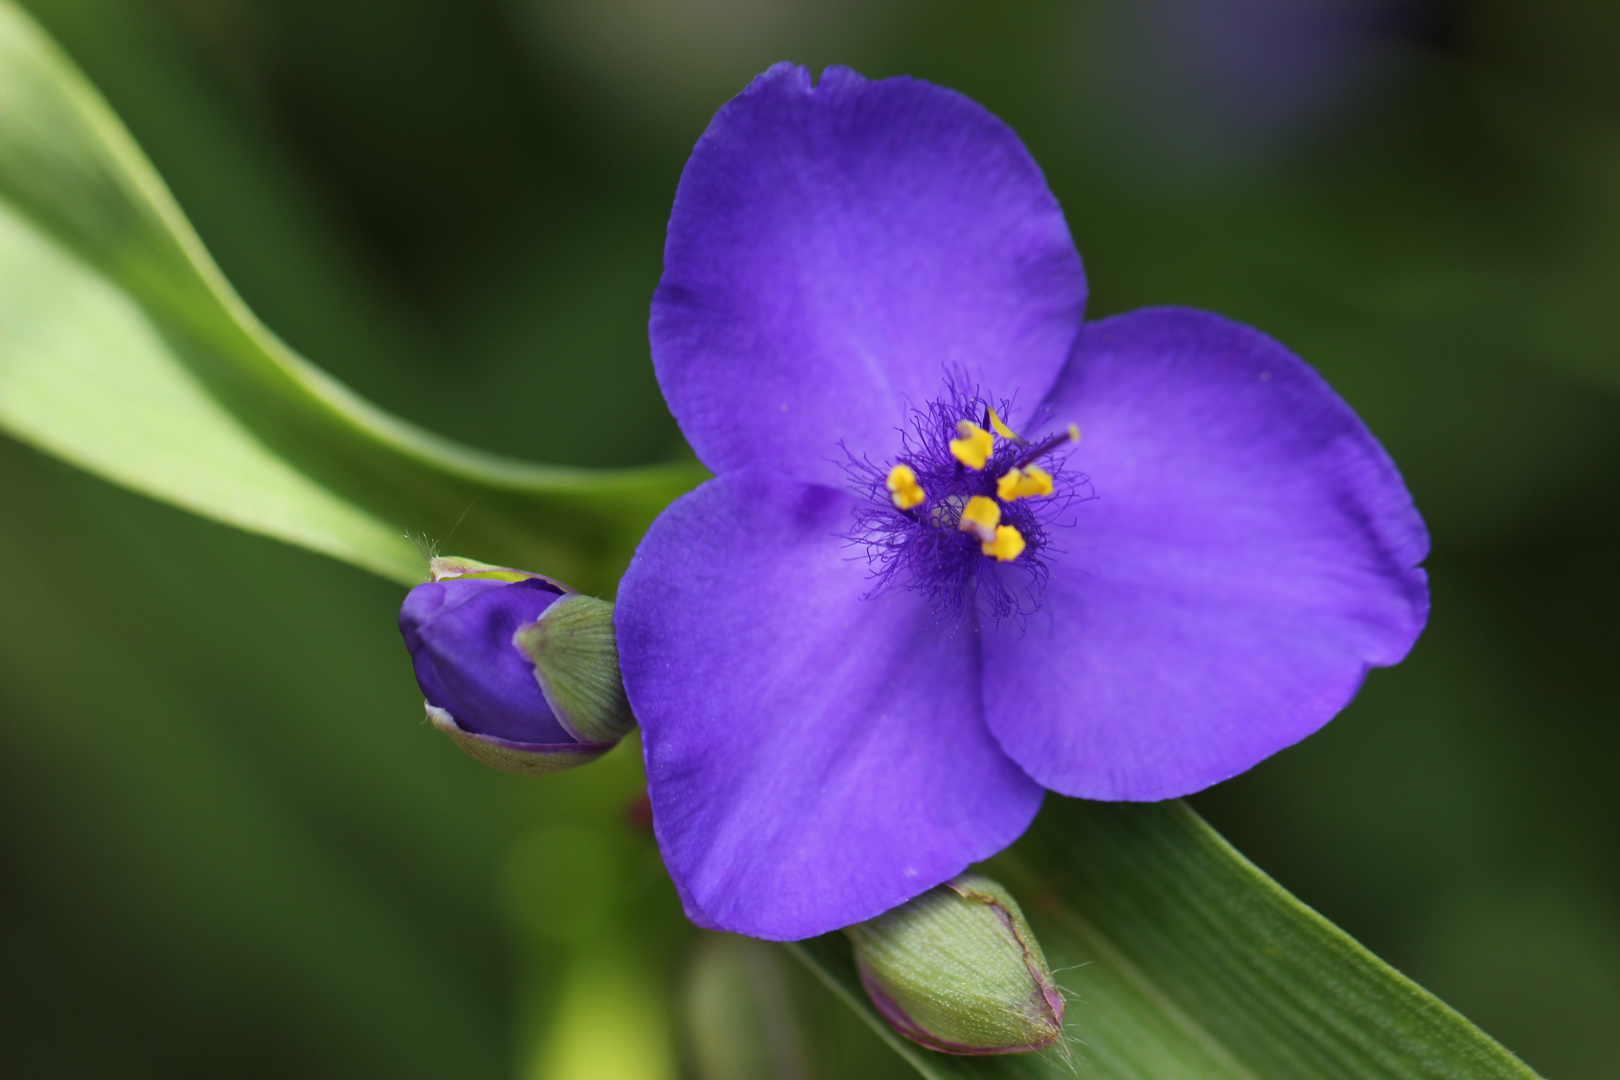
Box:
[845,873,1064,1055]
[398,556,636,774]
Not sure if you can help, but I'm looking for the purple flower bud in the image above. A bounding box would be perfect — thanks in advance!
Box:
[399,557,634,774]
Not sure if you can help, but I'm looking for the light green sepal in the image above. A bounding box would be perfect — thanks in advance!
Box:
[512,596,636,745]
[428,555,567,585]
[424,703,610,776]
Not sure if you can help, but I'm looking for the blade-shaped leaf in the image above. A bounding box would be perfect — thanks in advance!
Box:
[0,0,702,590]
[792,797,1540,1080]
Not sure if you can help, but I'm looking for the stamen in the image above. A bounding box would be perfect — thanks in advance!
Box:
[886,463,926,510]
[843,378,1089,623]
[958,495,1001,542]
[996,465,1054,502]
[950,421,994,470]
[982,525,1026,562]
[987,408,1025,445]
[1014,425,1081,470]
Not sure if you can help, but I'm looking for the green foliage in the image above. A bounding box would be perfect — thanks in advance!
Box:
[797,798,1538,1079]
[0,0,702,592]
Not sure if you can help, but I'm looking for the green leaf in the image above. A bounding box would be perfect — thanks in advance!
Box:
[0,0,702,590]
[792,797,1541,1080]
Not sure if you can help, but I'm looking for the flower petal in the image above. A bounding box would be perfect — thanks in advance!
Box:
[651,64,1086,488]
[982,308,1429,800]
[616,470,1044,940]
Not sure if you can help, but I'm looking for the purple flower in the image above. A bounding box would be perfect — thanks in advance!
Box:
[401,560,627,774]
[615,64,1428,940]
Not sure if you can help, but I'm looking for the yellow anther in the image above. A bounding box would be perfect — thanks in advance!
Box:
[1067,422,1081,444]
[950,421,994,470]
[957,495,1001,542]
[983,525,1026,562]
[886,463,926,510]
[996,465,1054,502]
[987,408,1021,442]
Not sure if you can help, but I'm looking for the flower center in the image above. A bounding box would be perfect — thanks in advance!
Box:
[845,382,1084,622]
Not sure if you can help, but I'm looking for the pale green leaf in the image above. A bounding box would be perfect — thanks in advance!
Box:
[0,0,702,589]
[792,798,1541,1080]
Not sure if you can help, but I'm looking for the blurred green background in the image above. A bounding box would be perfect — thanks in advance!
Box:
[2,1,1618,1076]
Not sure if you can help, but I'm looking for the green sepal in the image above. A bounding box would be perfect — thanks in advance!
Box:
[424,703,611,776]
[428,555,572,586]
[512,595,636,746]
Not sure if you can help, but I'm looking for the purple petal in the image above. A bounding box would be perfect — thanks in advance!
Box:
[399,577,576,745]
[616,470,1044,940]
[981,307,1429,800]
[651,64,1086,488]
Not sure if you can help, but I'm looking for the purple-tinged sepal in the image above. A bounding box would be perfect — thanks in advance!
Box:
[399,555,632,775]
[423,703,613,776]
[846,873,1065,1056]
